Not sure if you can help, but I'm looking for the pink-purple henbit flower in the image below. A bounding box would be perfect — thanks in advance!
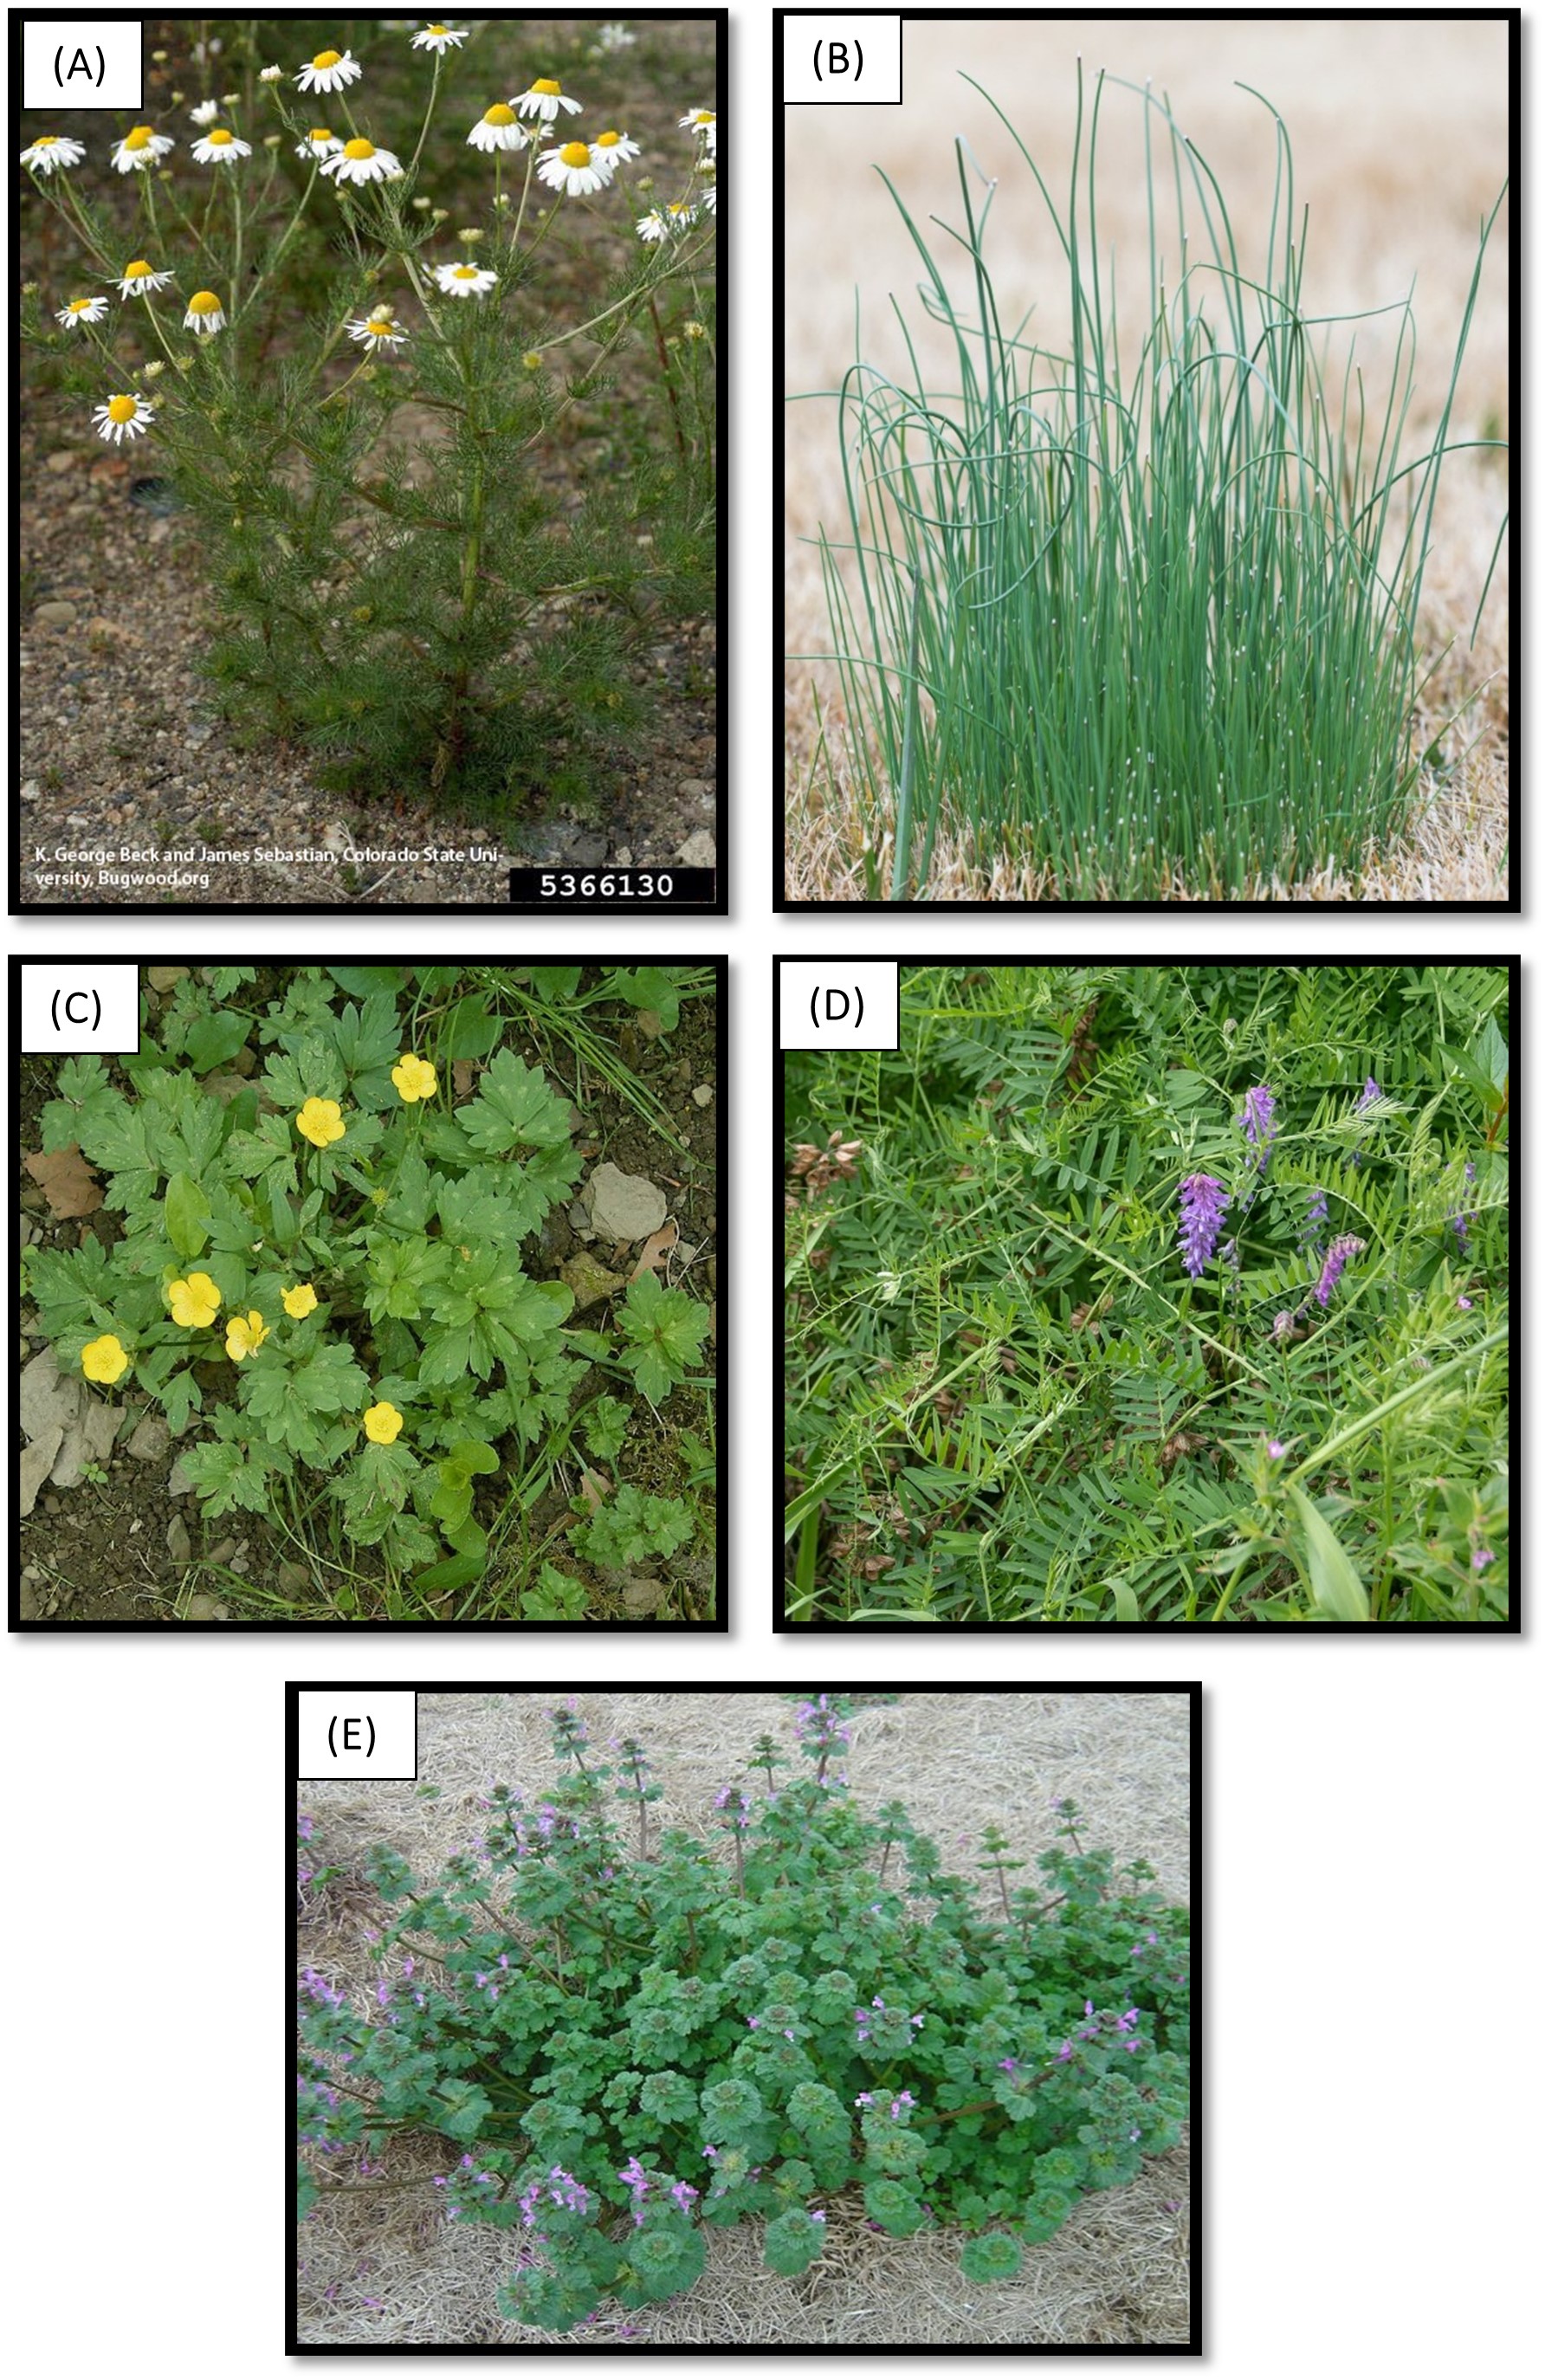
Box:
[1178,1174,1229,1277]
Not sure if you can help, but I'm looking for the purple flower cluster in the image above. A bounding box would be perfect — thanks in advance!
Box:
[1312,1233,1366,1308]
[1237,1083,1277,1172]
[1177,1173,1229,1277]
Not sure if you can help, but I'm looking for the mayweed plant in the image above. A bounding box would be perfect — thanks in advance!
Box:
[295,1698,1191,2332]
[23,963,715,1619]
[790,66,1507,898]
[783,963,1510,1621]
[19,19,718,812]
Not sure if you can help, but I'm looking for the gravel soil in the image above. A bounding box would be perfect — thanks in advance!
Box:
[17,452,718,908]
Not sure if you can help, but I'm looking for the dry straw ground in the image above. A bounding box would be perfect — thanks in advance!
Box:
[296,1688,1192,2346]
[783,16,1509,900]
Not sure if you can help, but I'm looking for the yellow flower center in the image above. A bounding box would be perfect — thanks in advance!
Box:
[125,259,152,278]
[559,141,590,168]
[596,130,620,146]
[107,395,139,424]
[343,137,375,158]
[309,128,334,145]
[427,23,449,35]
[68,299,94,314]
[206,128,232,146]
[35,137,59,149]
[313,49,342,69]
[532,77,562,95]
[188,289,220,314]
[125,126,154,150]
[482,101,516,125]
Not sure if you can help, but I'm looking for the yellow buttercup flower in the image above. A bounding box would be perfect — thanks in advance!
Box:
[296,1096,346,1148]
[81,1334,130,1384]
[168,1272,223,1328]
[282,1284,319,1319]
[225,1310,269,1361]
[364,1400,404,1445]
[391,1052,437,1103]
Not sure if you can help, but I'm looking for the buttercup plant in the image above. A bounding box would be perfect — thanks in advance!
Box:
[19,18,717,812]
[23,963,716,1618]
[296,1698,1191,2332]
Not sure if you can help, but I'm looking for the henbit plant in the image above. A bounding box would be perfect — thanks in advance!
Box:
[789,66,1507,898]
[23,964,714,1619]
[783,965,1509,1621]
[19,20,717,814]
[296,1698,1190,2333]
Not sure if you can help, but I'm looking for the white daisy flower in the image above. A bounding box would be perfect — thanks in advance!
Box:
[594,24,636,52]
[191,126,253,165]
[189,99,222,127]
[296,128,344,162]
[55,295,109,329]
[637,202,695,243]
[92,392,156,445]
[412,23,469,54]
[591,129,641,168]
[698,182,716,214]
[467,102,528,152]
[538,139,611,196]
[183,288,227,335]
[512,77,581,121]
[679,107,716,153]
[117,258,176,298]
[295,48,362,94]
[346,308,409,351]
[320,136,404,186]
[19,134,87,174]
[432,261,497,298]
[259,65,283,83]
[109,125,176,172]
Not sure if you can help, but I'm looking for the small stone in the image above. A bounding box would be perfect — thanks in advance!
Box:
[208,1536,237,1567]
[166,1512,192,1566]
[19,1578,42,1622]
[561,1251,629,1310]
[21,780,40,805]
[34,599,78,629]
[676,828,716,867]
[45,449,78,475]
[635,1011,663,1040]
[585,1163,668,1243]
[622,1574,665,1615]
[167,1456,200,1497]
[147,965,189,993]
[277,1561,312,1592]
[126,1411,171,1464]
[692,1083,714,1107]
[184,1593,230,1622]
